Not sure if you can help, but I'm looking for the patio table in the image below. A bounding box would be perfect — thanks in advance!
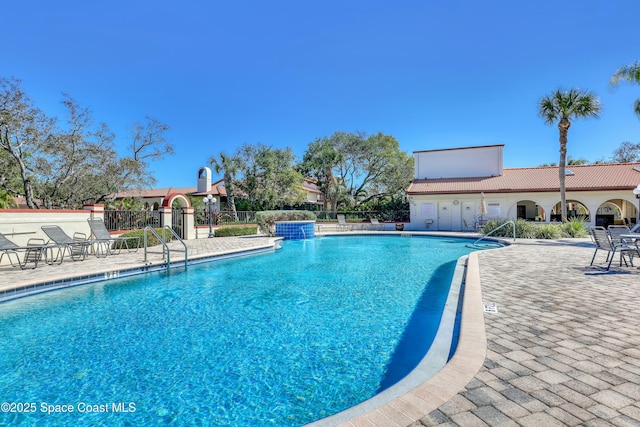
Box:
[621,233,640,241]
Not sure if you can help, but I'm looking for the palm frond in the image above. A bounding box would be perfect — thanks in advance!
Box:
[610,61,640,86]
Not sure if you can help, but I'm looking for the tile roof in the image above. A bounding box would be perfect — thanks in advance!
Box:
[302,179,321,194]
[117,185,227,198]
[407,163,640,195]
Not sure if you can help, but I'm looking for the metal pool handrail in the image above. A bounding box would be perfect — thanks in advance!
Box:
[473,220,516,246]
[144,226,188,270]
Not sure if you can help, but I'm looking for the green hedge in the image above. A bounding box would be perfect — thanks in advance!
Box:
[255,210,317,236]
[215,225,258,237]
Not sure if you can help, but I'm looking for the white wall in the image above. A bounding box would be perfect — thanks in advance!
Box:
[0,209,100,247]
[414,145,504,179]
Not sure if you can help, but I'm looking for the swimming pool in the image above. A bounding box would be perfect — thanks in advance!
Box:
[0,235,485,426]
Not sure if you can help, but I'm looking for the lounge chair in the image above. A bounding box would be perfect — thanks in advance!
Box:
[0,232,45,269]
[369,218,383,231]
[87,218,140,255]
[589,226,637,270]
[41,225,91,262]
[337,214,350,232]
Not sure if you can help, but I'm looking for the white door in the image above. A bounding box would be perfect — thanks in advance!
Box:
[438,202,452,230]
[462,202,476,231]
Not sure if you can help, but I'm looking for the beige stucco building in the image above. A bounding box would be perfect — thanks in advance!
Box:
[407,145,640,231]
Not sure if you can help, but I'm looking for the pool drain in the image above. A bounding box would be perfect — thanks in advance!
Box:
[483,302,498,313]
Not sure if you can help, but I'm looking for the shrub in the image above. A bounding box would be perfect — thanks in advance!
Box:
[215,225,258,237]
[481,217,585,239]
[482,218,538,238]
[513,219,538,239]
[255,210,317,236]
[534,224,562,239]
[118,228,174,248]
[560,217,589,238]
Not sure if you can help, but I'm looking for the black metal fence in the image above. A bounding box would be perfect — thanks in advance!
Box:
[104,210,160,231]
[194,210,257,227]
[314,210,410,222]
[105,209,410,232]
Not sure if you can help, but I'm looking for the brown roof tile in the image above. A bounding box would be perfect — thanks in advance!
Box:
[407,163,640,195]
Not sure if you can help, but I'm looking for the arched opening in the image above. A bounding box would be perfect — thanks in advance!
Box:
[515,199,546,222]
[161,193,191,209]
[550,200,590,222]
[595,199,637,228]
[161,193,191,238]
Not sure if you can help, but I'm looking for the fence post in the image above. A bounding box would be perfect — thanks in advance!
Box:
[182,207,195,239]
[159,207,172,229]
[83,204,105,221]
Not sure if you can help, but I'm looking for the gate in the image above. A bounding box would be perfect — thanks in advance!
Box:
[172,208,184,238]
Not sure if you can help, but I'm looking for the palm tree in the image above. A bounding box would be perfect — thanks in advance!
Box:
[209,152,240,221]
[610,61,640,119]
[539,88,601,222]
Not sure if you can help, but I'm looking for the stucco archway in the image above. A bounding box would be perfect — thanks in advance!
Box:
[594,198,637,228]
[161,193,191,209]
[550,199,590,222]
[510,199,546,222]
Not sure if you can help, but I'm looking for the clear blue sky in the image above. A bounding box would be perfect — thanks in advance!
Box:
[3,0,639,188]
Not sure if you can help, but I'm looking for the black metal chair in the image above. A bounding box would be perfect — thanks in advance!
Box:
[590,226,637,270]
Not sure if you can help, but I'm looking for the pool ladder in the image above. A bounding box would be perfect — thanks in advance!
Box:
[143,226,188,270]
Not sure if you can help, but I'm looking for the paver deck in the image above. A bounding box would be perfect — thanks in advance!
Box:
[414,238,640,427]
[1,234,639,426]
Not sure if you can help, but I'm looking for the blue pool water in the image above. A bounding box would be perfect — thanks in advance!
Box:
[0,235,483,426]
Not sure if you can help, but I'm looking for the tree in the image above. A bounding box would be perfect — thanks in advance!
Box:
[611,141,640,163]
[128,117,174,189]
[299,137,343,211]
[538,88,601,222]
[567,157,589,166]
[0,77,173,208]
[209,151,241,221]
[35,95,119,208]
[234,143,306,210]
[299,131,413,211]
[610,61,640,119]
[0,77,55,208]
[94,118,173,204]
